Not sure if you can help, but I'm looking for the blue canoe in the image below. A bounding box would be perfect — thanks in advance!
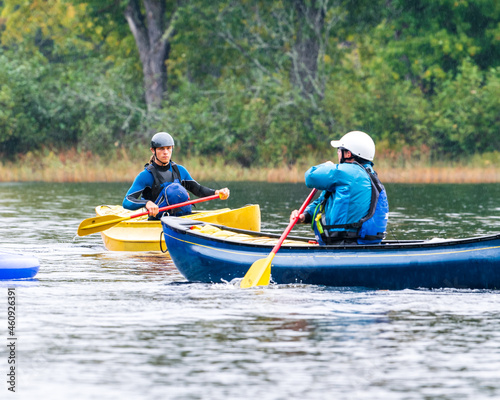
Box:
[0,251,40,280]
[161,217,500,290]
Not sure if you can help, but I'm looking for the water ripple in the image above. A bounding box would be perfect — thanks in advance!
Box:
[1,182,500,399]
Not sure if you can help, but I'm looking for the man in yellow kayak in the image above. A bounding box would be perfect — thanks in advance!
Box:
[290,131,389,245]
[123,132,230,219]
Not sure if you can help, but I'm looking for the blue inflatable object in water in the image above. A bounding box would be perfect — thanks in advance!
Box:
[0,251,40,280]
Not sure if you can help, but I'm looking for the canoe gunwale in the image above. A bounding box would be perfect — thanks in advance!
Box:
[162,216,500,252]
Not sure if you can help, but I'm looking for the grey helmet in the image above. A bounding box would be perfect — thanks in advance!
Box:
[151,132,175,148]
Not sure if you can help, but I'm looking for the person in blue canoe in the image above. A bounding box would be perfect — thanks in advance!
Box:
[290,130,389,245]
[123,132,230,219]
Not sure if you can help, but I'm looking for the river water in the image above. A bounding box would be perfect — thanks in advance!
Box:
[1,181,499,399]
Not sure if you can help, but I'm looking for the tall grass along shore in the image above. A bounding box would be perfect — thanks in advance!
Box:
[1,149,499,184]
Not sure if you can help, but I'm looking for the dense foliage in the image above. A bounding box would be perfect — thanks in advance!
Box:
[0,0,498,165]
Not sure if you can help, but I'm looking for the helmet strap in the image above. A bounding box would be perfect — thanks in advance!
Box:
[153,148,169,166]
[339,149,353,164]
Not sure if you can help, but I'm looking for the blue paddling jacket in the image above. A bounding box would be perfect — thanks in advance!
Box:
[303,161,388,244]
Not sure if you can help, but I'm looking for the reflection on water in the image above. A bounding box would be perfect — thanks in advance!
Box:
[0,182,499,399]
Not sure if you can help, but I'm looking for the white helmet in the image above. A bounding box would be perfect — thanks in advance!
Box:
[330,131,375,161]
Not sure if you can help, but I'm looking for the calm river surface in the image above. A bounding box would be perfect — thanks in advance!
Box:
[1,181,499,399]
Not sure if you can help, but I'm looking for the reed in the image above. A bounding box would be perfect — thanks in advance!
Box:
[1,149,499,184]
[376,166,500,183]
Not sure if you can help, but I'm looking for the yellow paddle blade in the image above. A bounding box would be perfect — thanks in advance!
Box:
[240,253,275,288]
[77,214,128,236]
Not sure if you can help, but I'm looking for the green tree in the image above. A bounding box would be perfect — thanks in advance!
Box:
[1,0,499,165]
[368,0,500,93]
[0,0,146,155]
[71,0,180,112]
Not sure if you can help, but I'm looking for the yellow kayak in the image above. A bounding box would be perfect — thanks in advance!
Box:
[95,204,261,252]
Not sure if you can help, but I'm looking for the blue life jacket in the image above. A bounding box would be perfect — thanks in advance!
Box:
[145,162,192,217]
[311,162,388,244]
[357,180,389,244]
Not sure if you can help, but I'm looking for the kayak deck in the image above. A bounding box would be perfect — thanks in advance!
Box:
[95,204,261,252]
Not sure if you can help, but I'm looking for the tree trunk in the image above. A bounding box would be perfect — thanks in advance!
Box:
[124,0,171,112]
[290,0,325,99]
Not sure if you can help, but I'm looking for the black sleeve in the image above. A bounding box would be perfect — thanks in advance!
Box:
[182,180,216,198]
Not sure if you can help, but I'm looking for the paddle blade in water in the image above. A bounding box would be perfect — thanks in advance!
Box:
[77,215,127,236]
[240,253,274,288]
